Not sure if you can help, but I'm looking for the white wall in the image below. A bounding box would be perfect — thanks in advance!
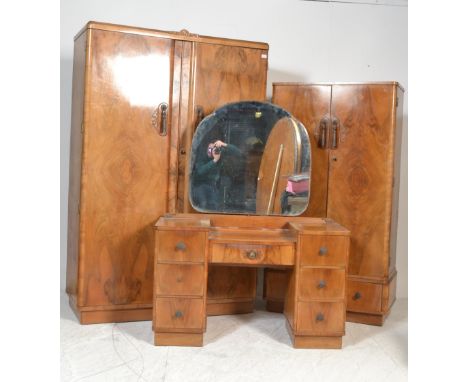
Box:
[61,0,408,297]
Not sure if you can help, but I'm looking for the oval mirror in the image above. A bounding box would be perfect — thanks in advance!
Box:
[189,101,310,215]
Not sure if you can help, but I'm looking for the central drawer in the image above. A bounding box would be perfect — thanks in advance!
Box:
[210,243,295,266]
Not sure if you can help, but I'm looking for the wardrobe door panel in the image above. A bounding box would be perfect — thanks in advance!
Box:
[193,43,268,117]
[272,84,331,217]
[328,84,396,279]
[79,30,174,307]
[190,42,268,310]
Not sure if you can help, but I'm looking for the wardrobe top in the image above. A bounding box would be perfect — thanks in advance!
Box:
[75,21,269,50]
[273,82,405,92]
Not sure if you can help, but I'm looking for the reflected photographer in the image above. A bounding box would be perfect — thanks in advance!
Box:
[192,140,242,210]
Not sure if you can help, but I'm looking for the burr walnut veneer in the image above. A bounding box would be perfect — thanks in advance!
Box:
[267,82,404,325]
[153,214,350,348]
[66,22,268,324]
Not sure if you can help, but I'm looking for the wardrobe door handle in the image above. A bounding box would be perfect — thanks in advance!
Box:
[318,118,329,149]
[331,118,340,149]
[152,102,168,136]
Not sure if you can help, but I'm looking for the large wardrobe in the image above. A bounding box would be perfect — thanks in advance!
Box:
[66,22,268,323]
[266,82,404,325]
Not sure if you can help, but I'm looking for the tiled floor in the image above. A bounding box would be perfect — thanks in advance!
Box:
[61,293,407,382]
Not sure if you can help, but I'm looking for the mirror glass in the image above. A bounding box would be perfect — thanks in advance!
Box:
[189,101,311,215]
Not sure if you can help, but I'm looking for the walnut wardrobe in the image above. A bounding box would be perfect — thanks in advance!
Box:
[66,22,268,324]
[266,83,404,325]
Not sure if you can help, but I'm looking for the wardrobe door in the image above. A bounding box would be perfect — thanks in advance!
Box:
[272,84,331,217]
[264,84,331,313]
[190,42,268,314]
[78,29,174,308]
[328,84,396,279]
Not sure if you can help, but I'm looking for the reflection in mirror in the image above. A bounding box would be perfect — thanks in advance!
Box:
[189,101,311,215]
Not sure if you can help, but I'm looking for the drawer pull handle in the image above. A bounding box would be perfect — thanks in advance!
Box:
[316,313,325,322]
[318,280,327,289]
[318,247,328,256]
[353,292,362,301]
[175,310,183,318]
[175,242,187,251]
[246,250,258,260]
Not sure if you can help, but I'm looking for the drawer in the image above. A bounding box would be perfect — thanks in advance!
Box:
[296,301,345,335]
[347,280,383,314]
[154,297,204,331]
[156,264,205,296]
[300,236,348,266]
[157,231,206,263]
[298,268,345,300]
[211,243,294,266]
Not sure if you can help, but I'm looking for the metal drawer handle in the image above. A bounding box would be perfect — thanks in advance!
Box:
[246,250,258,260]
[175,242,187,251]
[318,247,328,256]
[353,292,362,301]
[316,313,325,322]
[318,280,327,289]
[174,310,183,318]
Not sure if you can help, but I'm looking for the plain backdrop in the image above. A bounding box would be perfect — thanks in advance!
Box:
[60,0,408,297]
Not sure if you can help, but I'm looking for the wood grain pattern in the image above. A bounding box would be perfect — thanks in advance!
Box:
[67,22,271,324]
[66,31,87,299]
[78,21,269,50]
[272,84,331,217]
[206,265,256,300]
[153,214,348,348]
[180,41,269,312]
[296,302,345,335]
[157,230,206,263]
[210,243,295,266]
[155,264,205,296]
[346,279,383,314]
[154,297,204,332]
[328,84,397,279]
[263,269,290,301]
[300,235,349,267]
[266,83,404,325]
[78,30,173,307]
[298,268,345,300]
[154,332,203,347]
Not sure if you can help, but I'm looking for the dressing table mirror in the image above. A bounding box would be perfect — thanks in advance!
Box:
[189,101,310,215]
[153,102,350,349]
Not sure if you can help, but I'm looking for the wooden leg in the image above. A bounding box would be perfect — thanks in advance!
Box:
[154,332,203,347]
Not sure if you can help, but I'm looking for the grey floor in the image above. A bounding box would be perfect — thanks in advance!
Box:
[61,292,407,382]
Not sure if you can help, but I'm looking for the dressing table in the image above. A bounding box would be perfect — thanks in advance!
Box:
[152,102,350,348]
[153,214,349,348]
